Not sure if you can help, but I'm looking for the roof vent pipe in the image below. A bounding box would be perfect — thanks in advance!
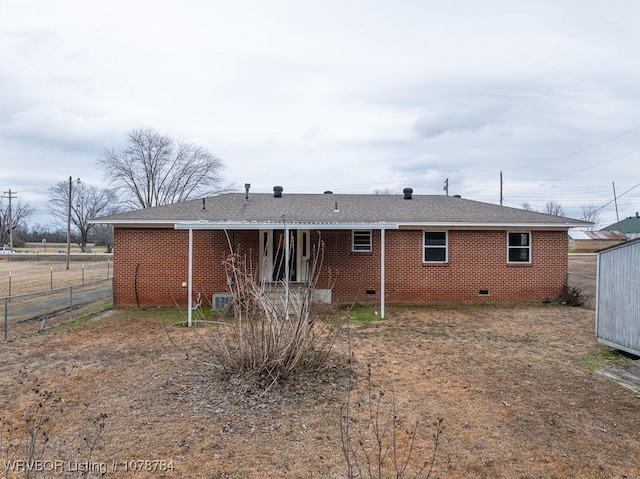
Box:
[324,191,333,194]
[202,198,206,210]
[403,188,413,200]
[273,186,283,198]
[244,183,250,202]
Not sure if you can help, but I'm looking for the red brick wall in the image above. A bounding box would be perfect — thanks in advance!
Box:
[113,227,568,306]
[317,229,568,303]
[113,228,259,307]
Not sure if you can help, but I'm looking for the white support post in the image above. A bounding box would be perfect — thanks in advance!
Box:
[188,228,193,327]
[284,224,290,318]
[380,228,385,319]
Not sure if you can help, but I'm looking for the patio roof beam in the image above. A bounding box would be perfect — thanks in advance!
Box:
[174,222,400,231]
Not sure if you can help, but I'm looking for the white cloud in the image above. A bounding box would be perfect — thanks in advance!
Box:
[1,0,640,226]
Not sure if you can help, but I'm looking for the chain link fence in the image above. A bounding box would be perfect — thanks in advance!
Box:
[2,279,113,342]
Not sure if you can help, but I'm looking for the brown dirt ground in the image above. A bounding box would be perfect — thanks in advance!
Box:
[1,255,639,479]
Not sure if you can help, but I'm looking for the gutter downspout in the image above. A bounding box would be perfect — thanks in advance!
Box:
[188,228,193,327]
[381,228,385,319]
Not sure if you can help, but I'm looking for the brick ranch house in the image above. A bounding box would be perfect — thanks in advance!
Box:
[92,187,589,317]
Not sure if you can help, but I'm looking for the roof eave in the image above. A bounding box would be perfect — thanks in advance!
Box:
[91,219,587,230]
[174,221,400,230]
[398,221,586,230]
[89,219,179,228]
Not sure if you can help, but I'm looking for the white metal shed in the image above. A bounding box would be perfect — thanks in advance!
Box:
[596,238,640,355]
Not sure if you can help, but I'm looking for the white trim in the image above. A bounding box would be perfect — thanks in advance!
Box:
[94,218,580,230]
[507,231,532,264]
[284,223,290,316]
[259,230,272,282]
[174,221,400,230]
[398,222,578,229]
[259,228,311,282]
[298,230,311,282]
[423,230,448,263]
[380,228,385,319]
[352,229,372,252]
[187,228,193,327]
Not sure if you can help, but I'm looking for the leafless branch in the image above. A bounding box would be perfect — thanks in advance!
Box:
[98,127,228,209]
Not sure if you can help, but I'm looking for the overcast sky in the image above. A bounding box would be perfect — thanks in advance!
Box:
[2,0,640,228]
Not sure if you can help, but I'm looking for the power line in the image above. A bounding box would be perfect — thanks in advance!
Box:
[553,146,640,180]
[583,181,640,219]
[515,125,640,171]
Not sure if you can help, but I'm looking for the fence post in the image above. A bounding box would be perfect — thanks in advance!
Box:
[82,265,85,285]
[70,286,73,322]
[4,297,7,342]
[8,271,11,298]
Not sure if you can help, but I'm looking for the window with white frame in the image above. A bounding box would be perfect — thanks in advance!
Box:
[507,232,531,263]
[424,231,447,262]
[352,230,372,252]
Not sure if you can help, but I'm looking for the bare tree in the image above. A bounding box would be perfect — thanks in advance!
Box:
[0,199,33,247]
[98,128,230,209]
[544,200,565,216]
[27,224,66,243]
[91,224,115,253]
[520,202,535,212]
[49,182,121,252]
[580,203,601,230]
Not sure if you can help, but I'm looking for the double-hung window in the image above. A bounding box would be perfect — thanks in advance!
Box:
[424,231,447,263]
[352,230,372,252]
[507,232,531,263]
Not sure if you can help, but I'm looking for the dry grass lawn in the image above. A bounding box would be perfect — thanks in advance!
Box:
[0,259,112,297]
[1,255,639,478]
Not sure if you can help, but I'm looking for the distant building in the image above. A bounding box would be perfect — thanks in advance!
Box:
[601,212,640,239]
[568,230,628,252]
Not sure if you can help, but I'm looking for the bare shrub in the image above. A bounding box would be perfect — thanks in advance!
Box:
[0,371,68,479]
[189,232,340,390]
[559,284,585,307]
[0,368,107,479]
[341,366,443,479]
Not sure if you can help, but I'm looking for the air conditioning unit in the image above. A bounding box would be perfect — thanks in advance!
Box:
[212,293,233,311]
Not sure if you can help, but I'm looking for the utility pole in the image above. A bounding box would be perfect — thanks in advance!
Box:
[443,178,449,196]
[2,189,17,252]
[612,182,620,223]
[500,170,503,206]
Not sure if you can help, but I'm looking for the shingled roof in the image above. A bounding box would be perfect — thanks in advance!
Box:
[92,191,589,230]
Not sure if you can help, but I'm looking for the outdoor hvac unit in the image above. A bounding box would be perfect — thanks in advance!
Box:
[212,293,232,311]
